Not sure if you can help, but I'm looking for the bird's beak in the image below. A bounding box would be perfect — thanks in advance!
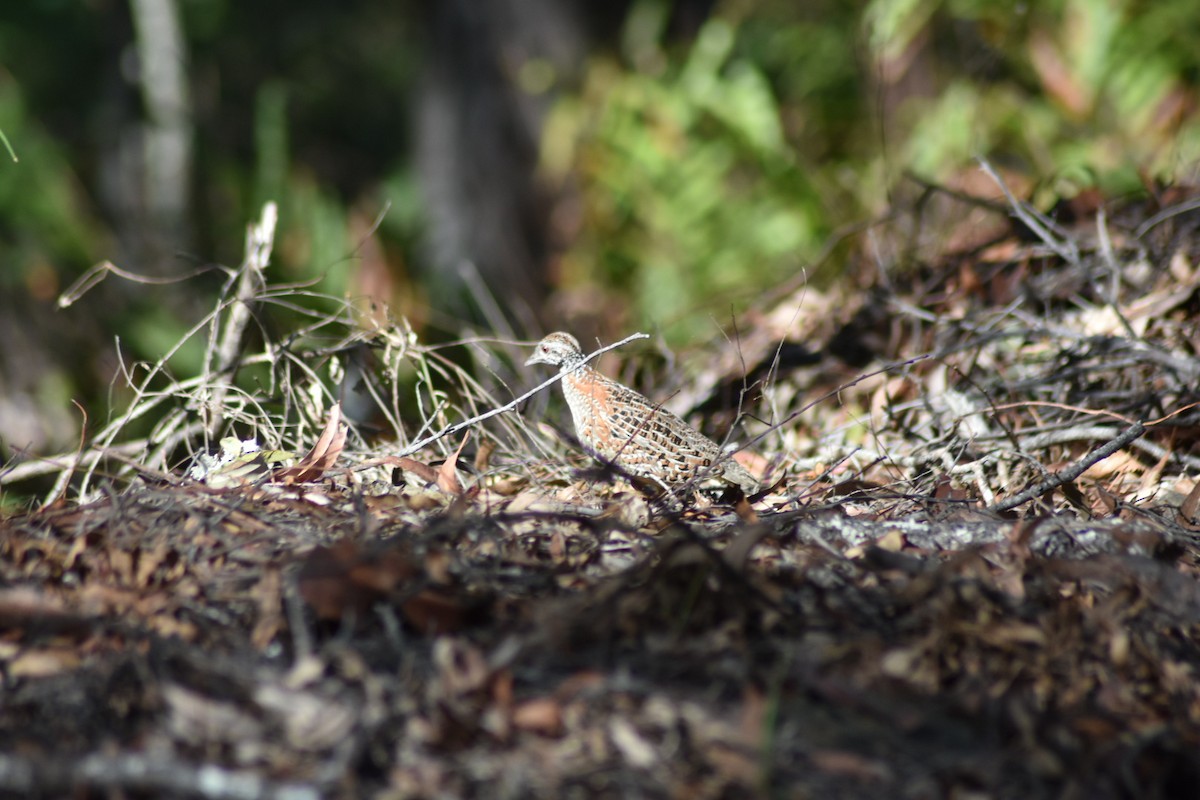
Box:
[524,353,540,367]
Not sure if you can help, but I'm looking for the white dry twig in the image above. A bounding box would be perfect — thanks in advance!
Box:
[396,332,650,457]
[977,156,1080,266]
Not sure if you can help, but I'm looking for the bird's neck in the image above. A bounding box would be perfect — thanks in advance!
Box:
[559,357,590,375]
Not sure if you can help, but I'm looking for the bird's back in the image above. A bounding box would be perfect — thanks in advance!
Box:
[561,366,743,488]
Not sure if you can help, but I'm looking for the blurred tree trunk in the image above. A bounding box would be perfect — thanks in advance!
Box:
[416,0,584,331]
[111,0,193,275]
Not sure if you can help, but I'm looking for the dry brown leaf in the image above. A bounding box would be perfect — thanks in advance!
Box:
[738,685,766,745]
[474,437,496,473]
[416,550,449,586]
[876,529,905,552]
[400,588,471,634]
[393,457,439,485]
[548,530,566,562]
[732,492,758,523]
[706,744,760,789]
[982,622,1047,648]
[1180,480,1200,527]
[297,540,473,634]
[553,670,606,700]
[933,475,969,503]
[0,586,66,619]
[251,567,283,650]
[1089,483,1120,517]
[511,697,564,737]
[276,402,347,483]
[406,489,446,510]
[487,476,526,496]
[10,647,83,679]
[107,546,136,586]
[505,490,544,514]
[809,749,893,782]
[147,614,200,640]
[297,541,412,620]
[437,431,470,496]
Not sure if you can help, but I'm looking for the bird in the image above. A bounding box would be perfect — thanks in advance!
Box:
[525,332,761,496]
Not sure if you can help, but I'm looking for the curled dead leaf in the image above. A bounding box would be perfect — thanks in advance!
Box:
[296,540,475,634]
[1180,480,1200,528]
[437,431,470,496]
[297,540,418,621]
[512,697,564,737]
[276,403,347,484]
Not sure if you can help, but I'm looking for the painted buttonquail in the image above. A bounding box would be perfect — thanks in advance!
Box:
[525,332,761,494]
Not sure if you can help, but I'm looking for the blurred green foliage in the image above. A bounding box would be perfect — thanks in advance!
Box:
[546,15,834,340]
[865,0,1200,193]
[0,79,106,289]
[542,0,1200,339]
[2,1,1197,324]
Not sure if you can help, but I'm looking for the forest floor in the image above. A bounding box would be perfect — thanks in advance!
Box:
[3,179,1200,799]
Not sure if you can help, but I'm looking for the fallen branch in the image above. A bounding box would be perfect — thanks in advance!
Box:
[977,156,1080,267]
[0,752,318,800]
[203,201,276,435]
[988,420,1146,513]
[0,423,206,488]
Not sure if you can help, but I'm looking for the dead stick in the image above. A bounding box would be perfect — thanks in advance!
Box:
[396,332,649,457]
[205,201,276,434]
[977,156,1079,266]
[988,421,1146,513]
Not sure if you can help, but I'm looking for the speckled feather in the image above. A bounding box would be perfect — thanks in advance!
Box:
[526,332,760,493]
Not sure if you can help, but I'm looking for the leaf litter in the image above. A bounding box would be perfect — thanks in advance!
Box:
[3,183,1200,797]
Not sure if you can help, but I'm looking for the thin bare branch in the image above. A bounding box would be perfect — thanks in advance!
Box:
[203,201,276,435]
[397,332,649,457]
[988,421,1146,513]
[977,156,1080,266]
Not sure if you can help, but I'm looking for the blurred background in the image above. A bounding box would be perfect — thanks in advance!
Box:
[1,0,1198,468]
